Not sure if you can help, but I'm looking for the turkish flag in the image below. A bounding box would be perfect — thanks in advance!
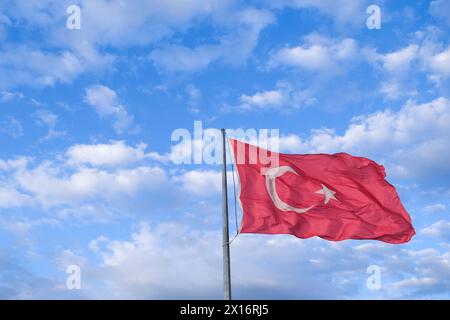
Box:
[229,139,415,244]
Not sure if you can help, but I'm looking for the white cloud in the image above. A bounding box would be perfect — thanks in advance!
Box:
[241,90,285,108]
[389,248,450,296]
[300,98,448,152]
[0,1,372,86]
[0,157,29,171]
[1,139,450,299]
[278,134,304,153]
[393,277,438,290]
[421,220,450,240]
[374,45,419,74]
[0,186,31,208]
[15,164,167,207]
[226,82,316,113]
[150,9,274,72]
[0,40,114,90]
[0,0,224,88]
[275,97,450,181]
[269,34,359,72]
[0,217,58,235]
[84,85,134,134]
[58,219,450,299]
[365,36,450,98]
[33,109,58,129]
[60,0,219,47]
[0,146,170,210]
[271,44,330,70]
[365,44,420,100]
[174,170,222,196]
[150,45,221,73]
[0,91,24,102]
[56,204,115,223]
[0,47,84,89]
[4,0,220,48]
[32,109,65,141]
[0,142,205,212]
[427,46,450,78]
[83,222,221,298]
[379,82,404,100]
[66,141,166,167]
[0,13,11,26]
[422,204,446,213]
[0,157,31,209]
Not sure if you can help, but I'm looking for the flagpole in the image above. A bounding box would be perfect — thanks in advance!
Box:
[221,128,232,300]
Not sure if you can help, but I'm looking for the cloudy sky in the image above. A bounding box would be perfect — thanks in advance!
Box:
[0,0,450,299]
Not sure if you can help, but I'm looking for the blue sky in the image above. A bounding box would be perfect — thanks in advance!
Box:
[0,0,450,299]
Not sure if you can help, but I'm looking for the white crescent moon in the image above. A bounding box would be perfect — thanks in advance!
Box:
[261,166,314,214]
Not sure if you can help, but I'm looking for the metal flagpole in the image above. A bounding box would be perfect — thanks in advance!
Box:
[221,128,232,300]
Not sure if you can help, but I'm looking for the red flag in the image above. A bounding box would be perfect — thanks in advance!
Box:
[230,139,415,244]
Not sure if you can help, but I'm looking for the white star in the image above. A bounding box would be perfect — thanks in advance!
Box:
[315,184,338,204]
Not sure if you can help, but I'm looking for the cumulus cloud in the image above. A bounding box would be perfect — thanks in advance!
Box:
[150,9,274,72]
[58,219,450,299]
[15,163,167,207]
[0,91,24,102]
[272,97,450,183]
[0,0,229,87]
[365,44,421,100]
[225,82,316,112]
[241,90,285,108]
[421,220,450,241]
[0,157,29,171]
[371,45,419,75]
[150,45,222,73]
[365,34,450,98]
[84,85,135,134]
[56,0,219,47]
[0,186,31,208]
[0,141,222,218]
[389,248,450,297]
[2,0,220,48]
[0,39,114,90]
[0,158,31,209]
[0,141,173,210]
[427,46,450,78]
[32,109,65,141]
[66,141,167,167]
[0,117,449,299]
[80,222,221,299]
[422,204,446,213]
[0,47,84,89]
[174,170,222,196]
[269,34,359,73]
